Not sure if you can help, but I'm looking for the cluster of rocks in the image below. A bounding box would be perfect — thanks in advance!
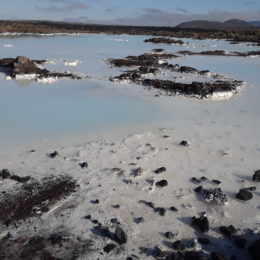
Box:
[144,37,185,45]
[108,51,243,99]
[0,56,85,81]
[0,168,30,183]
[178,50,260,57]
[0,175,76,226]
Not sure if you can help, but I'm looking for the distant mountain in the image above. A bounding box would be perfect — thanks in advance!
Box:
[249,21,260,27]
[175,19,253,29]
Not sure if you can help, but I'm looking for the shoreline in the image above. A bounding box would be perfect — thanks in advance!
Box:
[0,128,259,259]
[0,20,260,44]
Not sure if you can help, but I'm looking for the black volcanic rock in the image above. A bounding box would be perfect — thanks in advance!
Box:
[0,169,12,179]
[154,167,166,174]
[191,215,209,233]
[172,240,185,251]
[155,180,168,188]
[144,37,184,45]
[236,189,253,201]
[252,170,260,182]
[219,225,236,237]
[114,227,127,244]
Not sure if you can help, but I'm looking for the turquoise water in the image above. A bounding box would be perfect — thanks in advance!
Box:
[0,34,260,149]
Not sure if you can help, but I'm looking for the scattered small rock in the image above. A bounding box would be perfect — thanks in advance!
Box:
[49,151,58,158]
[111,204,120,209]
[79,162,88,169]
[90,199,99,204]
[155,180,168,188]
[191,177,201,184]
[0,169,11,179]
[192,215,209,233]
[132,167,143,177]
[134,217,144,224]
[114,227,127,244]
[180,140,189,146]
[194,186,203,193]
[200,176,208,181]
[103,243,116,253]
[199,187,228,205]
[169,206,178,212]
[236,189,253,201]
[252,170,260,182]
[219,225,236,237]
[9,175,30,183]
[212,179,221,185]
[110,218,120,225]
[153,246,167,258]
[154,167,166,174]
[154,207,166,216]
[84,215,91,220]
[165,231,175,239]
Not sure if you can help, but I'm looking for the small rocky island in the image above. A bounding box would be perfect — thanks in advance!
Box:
[0,56,85,82]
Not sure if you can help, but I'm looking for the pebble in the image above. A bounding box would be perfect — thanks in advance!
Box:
[236,189,253,201]
[154,167,166,174]
[165,231,175,239]
[219,225,236,237]
[155,180,168,188]
[192,215,209,233]
[114,227,127,244]
[103,243,116,253]
[172,240,185,251]
[180,140,189,146]
[134,217,144,224]
[252,170,260,182]
[49,151,58,158]
[79,162,88,169]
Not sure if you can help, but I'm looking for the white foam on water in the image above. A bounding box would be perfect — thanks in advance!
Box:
[3,44,13,48]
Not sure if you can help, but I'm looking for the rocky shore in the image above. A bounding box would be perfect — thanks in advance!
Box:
[0,129,259,259]
[0,20,260,45]
[0,56,86,82]
[108,50,244,99]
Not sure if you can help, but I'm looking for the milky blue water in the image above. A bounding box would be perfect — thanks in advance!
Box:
[0,33,259,150]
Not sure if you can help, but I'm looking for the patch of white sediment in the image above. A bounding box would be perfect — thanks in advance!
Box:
[3,44,13,48]
[64,60,81,67]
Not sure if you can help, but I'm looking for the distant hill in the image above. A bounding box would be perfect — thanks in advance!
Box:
[176,19,253,29]
[249,21,260,27]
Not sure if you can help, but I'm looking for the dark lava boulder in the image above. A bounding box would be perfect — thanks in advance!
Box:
[248,239,260,260]
[172,240,185,251]
[114,227,127,244]
[252,170,260,182]
[155,180,168,188]
[219,225,236,237]
[191,215,209,233]
[236,189,253,201]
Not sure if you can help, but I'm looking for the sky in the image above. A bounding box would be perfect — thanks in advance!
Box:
[1,0,260,26]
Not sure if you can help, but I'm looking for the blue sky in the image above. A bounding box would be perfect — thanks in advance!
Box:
[1,0,260,26]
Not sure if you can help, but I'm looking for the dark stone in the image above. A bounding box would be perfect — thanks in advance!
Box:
[79,162,88,169]
[252,170,260,182]
[155,180,168,188]
[154,207,166,216]
[191,177,201,184]
[248,239,260,260]
[134,217,144,224]
[111,204,120,209]
[236,189,253,201]
[90,199,99,204]
[191,215,209,233]
[110,218,120,225]
[212,179,221,185]
[198,237,210,244]
[132,167,143,177]
[144,37,184,45]
[180,140,188,146]
[0,169,11,179]
[165,231,175,239]
[172,240,185,251]
[194,186,203,193]
[234,236,246,249]
[211,252,227,260]
[9,175,30,183]
[170,207,178,212]
[114,227,127,244]
[103,243,116,253]
[219,225,236,237]
[49,151,58,158]
[154,167,167,174]
[200,176,208,181]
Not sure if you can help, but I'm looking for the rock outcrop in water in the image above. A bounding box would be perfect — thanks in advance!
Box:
[0,56,86,81]
[144,37,185,45]
[108,51,244,99]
